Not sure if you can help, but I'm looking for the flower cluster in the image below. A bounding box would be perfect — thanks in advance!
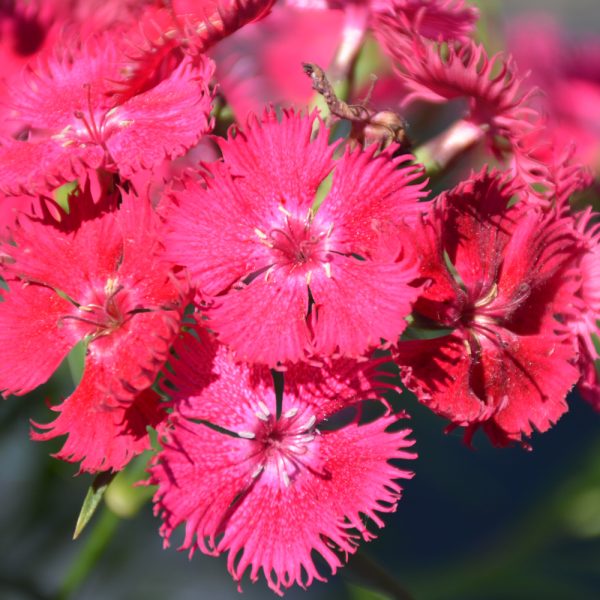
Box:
[0,0,598,596]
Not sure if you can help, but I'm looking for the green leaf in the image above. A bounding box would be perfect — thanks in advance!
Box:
[73,471,116,540]
[53,181,79,212]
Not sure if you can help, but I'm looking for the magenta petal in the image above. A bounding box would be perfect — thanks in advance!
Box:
[208,271,312,365]
[0,138,104,196]
[32,360,165,473]
[310,254,420,356]
[7,38,118,132]
[164,168,272,296]
[150,418,262,553]
[395,329,579,445]
[382,35,535,141]
[0,282,78,396]
[6,201,123,302]
[216,110,337,215]
[319,145,427,256]
[373,0,479,45]
[105,58,215,176]
[483,333,578,443]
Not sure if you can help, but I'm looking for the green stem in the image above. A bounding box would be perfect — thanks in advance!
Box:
[58,507,120,600]
[348,551,416,600]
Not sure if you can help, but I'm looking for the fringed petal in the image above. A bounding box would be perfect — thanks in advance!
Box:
[32,363,165,473]
[0,282,77,396]
[106,57,215,176]
[310,254,420,356]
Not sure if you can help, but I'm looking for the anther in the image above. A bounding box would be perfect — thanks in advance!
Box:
[254,227,268,239]
[257,400,271,417]
[278,204,292,217]
[298,415,316,431]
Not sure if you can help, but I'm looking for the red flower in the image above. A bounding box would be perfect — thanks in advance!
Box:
[150,324,415,595]
[394,170,580,446]
[0,37,214,195]
[0,187,186,472]
[164,110,426,365]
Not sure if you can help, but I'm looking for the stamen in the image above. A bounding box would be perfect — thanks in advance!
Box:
[278,204,292,217]
[474,283,498,308]
[283,407,299,419]
[238,431,256,439]
[298,415,316,432]
[254,227,268,239]
[323,263,332,278]
[258,400,271,417]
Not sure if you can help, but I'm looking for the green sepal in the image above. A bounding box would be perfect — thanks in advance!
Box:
[72,470,116,540]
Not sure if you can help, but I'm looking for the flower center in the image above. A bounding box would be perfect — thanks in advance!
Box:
[255,207,333,276]
[60,277,130,341]
[247,401,318,488]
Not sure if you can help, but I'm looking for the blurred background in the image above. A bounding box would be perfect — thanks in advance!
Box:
[1,1,599,599]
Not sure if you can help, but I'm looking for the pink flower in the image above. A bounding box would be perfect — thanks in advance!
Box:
[164,109,426,365]
[211,5,345,120]
[0,37,214,195]
[512,130,593,210]
[372,0,479,44]
[0,187,186,472]
[561,209,600,411]
[393,170,580,446]
[150,324,415,595]
[506,15,600,169]
[380,34,537,151]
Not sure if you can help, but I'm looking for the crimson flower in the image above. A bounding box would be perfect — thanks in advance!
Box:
[150,324,415,595]
[164,110,426,365]
[394,170,580,446]
[0,37,214,195]
[0,187,186,472]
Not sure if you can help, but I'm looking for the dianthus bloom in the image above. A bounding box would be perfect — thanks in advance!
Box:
[150,324,415,595]
[372,0,479,44]
[165,110,426,365]
[0,37,214,195]
[507,14,600,168]
[561,209,600,411]
[394,170,580,445]
[0,187,186,472]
